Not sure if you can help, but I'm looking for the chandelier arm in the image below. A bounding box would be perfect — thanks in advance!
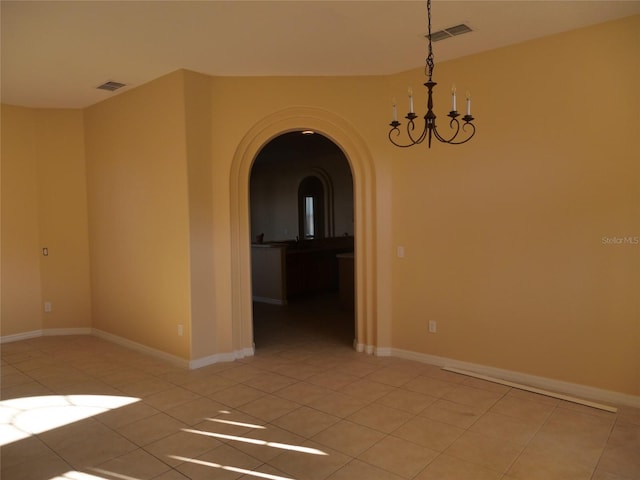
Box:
[418,121,429,144]
[433,118,476,145]
[431,126,448,144]
[432,117,461,143]
[443,122,476,145]
[406,117,428,145]
[388,125,422,148]
[388,117,430,147]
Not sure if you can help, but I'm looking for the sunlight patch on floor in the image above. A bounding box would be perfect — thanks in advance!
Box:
[183,427,328,455]
[205,417,266,429]
[49,470,144,480]
[89,468,145,480]
[49,471,109,480]
[169,455,296,480]
[0,395,139,447]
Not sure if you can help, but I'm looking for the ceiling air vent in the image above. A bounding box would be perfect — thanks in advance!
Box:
[97,81,126,92]
[428,23,473,42]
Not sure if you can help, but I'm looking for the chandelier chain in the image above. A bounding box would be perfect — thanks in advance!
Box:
[425,0,434,80]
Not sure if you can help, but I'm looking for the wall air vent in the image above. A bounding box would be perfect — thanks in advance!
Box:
[428,23,473,42]
[97,81,126,92]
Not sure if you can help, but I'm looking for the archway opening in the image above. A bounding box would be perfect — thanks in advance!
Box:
[229,106,385,359]
[248,131,355,350]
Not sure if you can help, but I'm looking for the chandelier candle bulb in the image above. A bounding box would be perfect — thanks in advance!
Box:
[452,85,457,111]
[408,88,414,113]
[466,92,471,115]
[392,99,398,122]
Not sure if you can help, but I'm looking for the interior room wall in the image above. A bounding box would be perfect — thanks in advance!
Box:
[1,105,43,336]
[34,109,92,331]
[389,16,639,396]
[1,106,91,337]
[84,70,193,360]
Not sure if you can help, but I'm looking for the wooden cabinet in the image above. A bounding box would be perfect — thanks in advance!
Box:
[252,237,354,304]
[286,247,343,297]
[337,252,354,311]
[251,244,287,304]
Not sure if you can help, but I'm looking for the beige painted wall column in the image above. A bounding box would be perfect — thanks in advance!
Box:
[85,71,193,359]
[1,105,42,336]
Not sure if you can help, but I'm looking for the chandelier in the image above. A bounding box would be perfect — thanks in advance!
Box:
[388,0,476,148]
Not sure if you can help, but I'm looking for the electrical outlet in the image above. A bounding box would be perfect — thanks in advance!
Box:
[428,320,437,333]
[178,324,184,336]
[44,302,52,313]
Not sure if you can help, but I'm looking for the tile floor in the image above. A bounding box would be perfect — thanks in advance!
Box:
[1,294,639,480]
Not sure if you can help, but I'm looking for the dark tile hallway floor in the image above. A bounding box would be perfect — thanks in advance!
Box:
[253,293,355,351]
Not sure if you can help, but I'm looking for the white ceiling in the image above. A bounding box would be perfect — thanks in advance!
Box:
[2,0,639,109]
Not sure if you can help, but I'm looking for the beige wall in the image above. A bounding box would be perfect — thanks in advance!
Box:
[84,71,192,359]
[1,105,42,336]
[1,16,637,397]
[390,16,639,395]
[1,105,91,336]
[35,109,92,331]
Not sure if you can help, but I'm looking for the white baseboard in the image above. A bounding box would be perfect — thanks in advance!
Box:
[355,342,391,357]
[92,329,255,371]
[44,328,92,337]
[355,342,378,355]
[375,347,392,357]
[1,328,91,344]
[1,327,254,371]
[390,347,640,409]
[1,330,44,344]
[92,329,190,369]
[236,347,255,360]
[189,346,255,369]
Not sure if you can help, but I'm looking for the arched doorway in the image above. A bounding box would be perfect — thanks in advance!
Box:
[229,106,386,358]
[248,131,355,348]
